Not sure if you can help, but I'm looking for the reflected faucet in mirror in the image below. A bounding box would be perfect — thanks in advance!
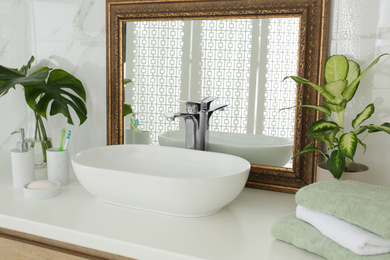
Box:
[164,96,227,151]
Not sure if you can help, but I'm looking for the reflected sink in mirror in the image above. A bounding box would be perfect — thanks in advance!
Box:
[159,130,293,167]
[72,145,250,217]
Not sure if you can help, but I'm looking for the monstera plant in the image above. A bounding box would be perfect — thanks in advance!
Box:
[0,56,87,163]
[284,54,390,179]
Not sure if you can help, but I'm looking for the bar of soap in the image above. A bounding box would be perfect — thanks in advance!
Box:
[24,180,61,199]
[27,180,57,190]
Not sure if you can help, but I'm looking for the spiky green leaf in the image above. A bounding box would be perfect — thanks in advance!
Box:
[279,105,332,117]
[339,132,357,160]
[357,138,367,154]
[323,98,347,112]
[309,133,330,150]
[366,123,390,134]
[284,76,334,100]
[309,126,339,150]
[342,53,389,102]
[352,103,375,129]
[327,150,346,179]
[324,55,349,83]
[309,119,339,133]
[354,126,367,135]
[325,127,340,150]
[292,147,323,158]
[292,141,327,159]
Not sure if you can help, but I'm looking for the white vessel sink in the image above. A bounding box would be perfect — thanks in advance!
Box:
[159,130,293,167]
[72,145,250,217]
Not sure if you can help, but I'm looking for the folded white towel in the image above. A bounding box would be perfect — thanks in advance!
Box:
[296,205,390,255]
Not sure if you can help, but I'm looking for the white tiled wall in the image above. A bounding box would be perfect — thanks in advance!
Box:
[0,0,389,187]
[330,0,390,187]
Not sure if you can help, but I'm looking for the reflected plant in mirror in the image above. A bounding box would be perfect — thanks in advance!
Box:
[124,79,151,145]
[285,54,390,179]
[123,78,133,117]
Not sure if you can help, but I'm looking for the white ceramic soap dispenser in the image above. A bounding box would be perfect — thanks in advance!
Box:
[10,128,35,187]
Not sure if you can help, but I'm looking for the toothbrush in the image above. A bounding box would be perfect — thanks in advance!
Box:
[130,114,138,132]
[63,130,72,150]
[58,128,66,151]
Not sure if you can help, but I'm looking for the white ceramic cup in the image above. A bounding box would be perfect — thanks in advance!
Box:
[125,129,150,145]
[47,148,69,186]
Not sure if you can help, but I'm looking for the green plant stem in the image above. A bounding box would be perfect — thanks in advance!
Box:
[361,132,369,142]
[31,109,53,163]
[334,110,345,138]
[345,157,352,172]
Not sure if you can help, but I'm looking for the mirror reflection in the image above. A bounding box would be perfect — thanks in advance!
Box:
[124,17,300,167]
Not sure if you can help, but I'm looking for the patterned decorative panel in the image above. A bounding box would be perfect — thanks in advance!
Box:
[128,21,183,144]
[263,18,299,139]
[200,19,252,134]
[126,18,299,145]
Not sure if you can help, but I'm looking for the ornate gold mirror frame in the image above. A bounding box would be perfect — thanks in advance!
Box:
[106,0,330,193]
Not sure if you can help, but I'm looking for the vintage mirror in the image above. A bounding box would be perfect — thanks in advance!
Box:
[106,0,330,193]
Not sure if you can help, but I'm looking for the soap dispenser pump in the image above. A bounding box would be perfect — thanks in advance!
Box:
[10,128,35,187]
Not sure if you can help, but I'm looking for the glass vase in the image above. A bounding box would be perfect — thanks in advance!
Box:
[26,108,53,168]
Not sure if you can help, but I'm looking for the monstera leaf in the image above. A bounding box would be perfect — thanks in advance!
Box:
[24,69,87,125]
[124,103,133,117]
[0,56,87,126]
[0,63,49,96]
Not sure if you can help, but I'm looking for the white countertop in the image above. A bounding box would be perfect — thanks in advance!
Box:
[0,150,322,260]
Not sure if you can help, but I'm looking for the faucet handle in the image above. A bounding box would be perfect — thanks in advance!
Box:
[163,113,176,121]
[185,102,200,114]
[177,99,200,113]
[200,96,219,110]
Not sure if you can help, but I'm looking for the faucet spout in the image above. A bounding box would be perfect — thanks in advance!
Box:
[200,96,219,110]
[210,104,227,113]
[164,96,227,151]
[163,112,199,150]
[207,104,227,119]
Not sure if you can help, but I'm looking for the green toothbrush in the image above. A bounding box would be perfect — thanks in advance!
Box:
[58,128,66,151]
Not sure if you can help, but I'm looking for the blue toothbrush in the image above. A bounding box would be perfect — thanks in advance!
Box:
[63,130,72,150]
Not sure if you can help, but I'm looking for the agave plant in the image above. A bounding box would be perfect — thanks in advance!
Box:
[284,54,390,179]
[0,56,87,163]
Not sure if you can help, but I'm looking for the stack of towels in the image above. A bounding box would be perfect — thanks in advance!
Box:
[271,180,390,259]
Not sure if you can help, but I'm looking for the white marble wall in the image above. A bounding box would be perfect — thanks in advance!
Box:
[0,0,389,187]
[0,0,106,156]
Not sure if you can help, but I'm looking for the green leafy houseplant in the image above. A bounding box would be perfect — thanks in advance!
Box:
[284,54,390,179]
[0,56,87,163]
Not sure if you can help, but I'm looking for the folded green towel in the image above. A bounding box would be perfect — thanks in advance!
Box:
[295,180,390,239]
[271,213,390,260]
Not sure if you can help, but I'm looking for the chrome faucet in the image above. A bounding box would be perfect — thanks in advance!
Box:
[164,96,227,151]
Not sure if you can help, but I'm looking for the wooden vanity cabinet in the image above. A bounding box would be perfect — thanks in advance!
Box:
[0,227,135,260]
